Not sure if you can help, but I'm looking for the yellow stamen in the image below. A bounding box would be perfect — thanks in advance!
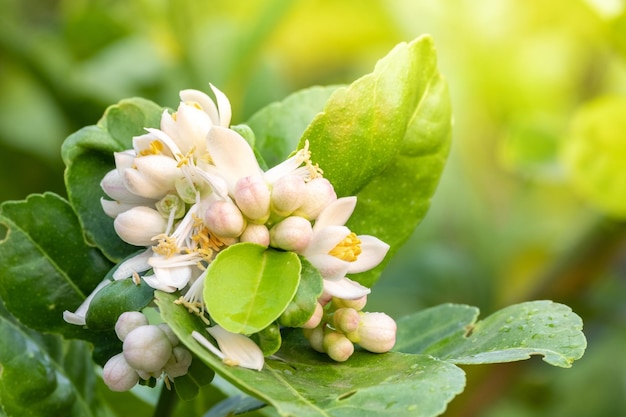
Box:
[138,140,164,156]
[328,232,362,262]
[174,296,211,325]
[152,234,179,258]
[176,146,197,168]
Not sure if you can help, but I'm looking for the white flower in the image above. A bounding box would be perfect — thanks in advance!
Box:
[192,326,264,371]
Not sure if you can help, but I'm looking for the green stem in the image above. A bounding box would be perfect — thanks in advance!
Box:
[153,383,178,417]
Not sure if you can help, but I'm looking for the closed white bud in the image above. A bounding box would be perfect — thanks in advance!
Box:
[120,154,180,199]
[346,312,397,353]
[114,206,167,246]
[164,346,193,378]
[293,178,337,220]
[123,325,173,372]
[204,200,246,238]
[234,175,271,222]
[302,326,325,353]
[103,353,139,392]
[323,331,354,362]
[115,311,149,341]
[157,323,180,346]
[101,169,149,203]
[333,308,360,334]
[269,216,313,252]
[240,223,270,246]
[271,175,305,216]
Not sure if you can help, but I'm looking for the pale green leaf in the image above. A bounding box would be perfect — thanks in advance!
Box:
[205,243,301,335]
[157,291,466,417]
[395,301,586,368]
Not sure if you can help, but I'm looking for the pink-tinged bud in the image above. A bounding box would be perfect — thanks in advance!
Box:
[115,311,149,341]
[269,216,313,252]
[302,302,324,329]
[270,175,306,216]
[347,312,397,353]
[114,206,167,246]
[332,295,368,312]
[323,331,354,362]
[333,308,360,334]
[164,346,193,378]
[157,323,180,346]
[302,326,325,353]
[293,178,337,220]
[123,325,173,373]
[103,353,139,392]
[234,175,271,222]
[240,223,270,246]
[205,200,246,238]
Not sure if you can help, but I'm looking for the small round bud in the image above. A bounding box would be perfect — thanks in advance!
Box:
[271,175,306,216]
[164,346,193,378]
[115,311,149,341]
[103,353,139,392]
[347,312,397,353]
[293,178,337,220]
[123,325,173,372]
[234,175,271,222]
[240,223,270,246]
[332,295,368,311]
[302,302,324,329]
[156,194,185,219]
[157,323,180,346]
[204,200,246,238]
[333,308,360,334]
[323,331,354,362]
[303,326,325,353]
[269,216,313,252]
[114,206,168,246]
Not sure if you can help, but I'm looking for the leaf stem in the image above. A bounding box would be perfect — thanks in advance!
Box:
[153,383,178,417]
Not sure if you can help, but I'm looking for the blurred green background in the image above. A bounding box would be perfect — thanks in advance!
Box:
[2,0,626,415]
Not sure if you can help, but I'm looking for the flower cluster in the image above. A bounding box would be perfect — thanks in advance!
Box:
[65,85,396,387]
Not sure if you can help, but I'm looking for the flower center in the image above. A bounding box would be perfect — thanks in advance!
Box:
[138,140,164,156]
[328,232,362,262]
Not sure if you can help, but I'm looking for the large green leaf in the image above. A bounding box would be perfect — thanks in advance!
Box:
[246,86,340,168]
[61,98,163,261]
[205,243,301,335]
[395,301,586,368]
[156,291,466,417]
[299,35,452,287]
[0,193,112,337]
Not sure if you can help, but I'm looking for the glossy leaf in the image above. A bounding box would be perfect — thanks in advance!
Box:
[299,35,452,287]
[157,291,466,417]
[278,257,324,328]
[204,243,301,335]
[0,193,112,337]
[395,301,586,368]
[246,86,339,168]
[61,98,163,261]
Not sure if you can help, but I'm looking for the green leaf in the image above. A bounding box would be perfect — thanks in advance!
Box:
[156,291,466,417]
[299,35,452,287]
[0,193,113,337]
[278,257,324,328]
[250,322,282,356]
[246,86,340,168]
[0,315,96,417]
[85,277,154,331]
[61,98,163,261]
[204,243,301,335]
[561,95,626,218]
[395,301,587,368]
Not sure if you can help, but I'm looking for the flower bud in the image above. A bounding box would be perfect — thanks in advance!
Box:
[120,154,180,199]
[234,175,271,222]
[157,323,180,346]
[332,308,360,334]
[271,175,305,216]
[164,346,193,378]
[323,331,354,362]
[103,353,139,392]
[156,194,185,220]
[302,302,324,329]
[101,169,149,203]
[115,311,149,341]
[293,178,337,220]
[346,312,397,353]
[302,326,325,353]
[123,325,173,372]
[269,216,313,252]
[240,223,270,246]
[332,295,368,312]
[204,200,246,238]
[114,206,167,246]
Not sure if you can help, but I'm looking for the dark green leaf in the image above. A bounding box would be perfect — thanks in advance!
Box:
[278,257,324,328]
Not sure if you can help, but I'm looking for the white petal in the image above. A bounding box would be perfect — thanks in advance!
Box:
[323,277,371,300]
[63,279,111,325]
[306,253,350,281]
[303,225,350,256]
[152,265,193,290]
[180,89,220,125]
[206,326,264,371]
[112,249,152,280]
[347,235,390,274]
[313,196,356,231]
[114,206,167,246]
[100,198,137,218]
[206,126,262,193]
[100,169,153,203]
[210,84,232,127]
[142,274,177,292]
